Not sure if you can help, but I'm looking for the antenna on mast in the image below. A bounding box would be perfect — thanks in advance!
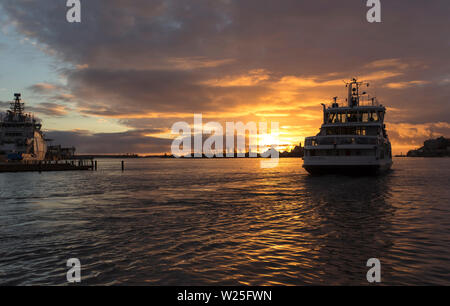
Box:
[11,93,25,115]
[345,78,369,107]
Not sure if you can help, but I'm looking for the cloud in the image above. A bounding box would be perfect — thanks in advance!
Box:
[27,102,70,117]
[27,82,76,104]
[387,122,450,146]
[202,69,270,87]
[166,57,235,70]
[28,83,61,94]
[45,129,173,154]
[364,58,411,70]
[385,80,429,89]
[1,0,449,154]
[50,93,75,102]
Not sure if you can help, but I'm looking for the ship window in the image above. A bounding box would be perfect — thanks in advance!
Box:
[356,127,367,135]
[334,114,339,123]
[370,112,379,121]
[362,113,369,122]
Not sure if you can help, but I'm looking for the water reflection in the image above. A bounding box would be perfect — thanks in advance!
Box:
[1,158,449,285]
[300,174,395,284]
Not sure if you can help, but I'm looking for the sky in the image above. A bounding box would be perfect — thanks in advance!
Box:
[0,0,449,155]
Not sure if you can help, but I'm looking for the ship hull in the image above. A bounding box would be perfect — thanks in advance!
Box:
[303,162,392,176]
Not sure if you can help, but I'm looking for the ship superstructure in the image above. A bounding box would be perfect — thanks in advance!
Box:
[0,93,47,161]
[303,78,392,175]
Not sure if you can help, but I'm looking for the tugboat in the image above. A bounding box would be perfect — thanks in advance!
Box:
[0,93,47,161]
[303,78,392,175]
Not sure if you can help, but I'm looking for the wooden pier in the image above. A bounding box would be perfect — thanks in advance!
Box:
[0,158,95,173]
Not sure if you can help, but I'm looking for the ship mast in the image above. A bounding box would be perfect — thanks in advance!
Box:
[10,93,25,115]
[346,78,369,107]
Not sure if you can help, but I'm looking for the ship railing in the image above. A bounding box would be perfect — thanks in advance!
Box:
[305,136,379,146]
[325,96,381,108]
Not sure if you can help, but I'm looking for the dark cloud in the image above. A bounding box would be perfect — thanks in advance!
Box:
[26,81,76,104]
[45,129,173,154]
[4,1,449,70]
[1,0,449,152]
[68,68,271,115]
[27,102,70,117]
[49,93,76,103]
[28,83,63,94]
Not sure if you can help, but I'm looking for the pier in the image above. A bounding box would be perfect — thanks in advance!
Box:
[0,158,95,173]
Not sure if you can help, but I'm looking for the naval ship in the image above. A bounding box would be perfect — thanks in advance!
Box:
[303,78,392,175]
[0,93,47,161]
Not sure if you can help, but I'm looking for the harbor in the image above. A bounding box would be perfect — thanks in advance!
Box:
[1,0,449,290]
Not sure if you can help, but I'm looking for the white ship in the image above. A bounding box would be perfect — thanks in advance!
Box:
[303,78,392,175]
[0,93,47,162]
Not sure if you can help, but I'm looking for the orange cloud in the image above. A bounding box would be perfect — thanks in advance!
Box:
[202,69,270,87]
[385,80,429,89]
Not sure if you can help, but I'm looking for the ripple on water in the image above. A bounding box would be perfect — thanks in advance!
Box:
[0,158,450,285]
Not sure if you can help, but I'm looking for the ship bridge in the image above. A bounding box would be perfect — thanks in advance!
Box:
[321,78,386,126]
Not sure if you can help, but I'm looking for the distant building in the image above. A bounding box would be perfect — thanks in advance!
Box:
[279,143,304,157]
[407,136,450,157]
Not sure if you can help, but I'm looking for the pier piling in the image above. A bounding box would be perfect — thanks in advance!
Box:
[121,160,124,171]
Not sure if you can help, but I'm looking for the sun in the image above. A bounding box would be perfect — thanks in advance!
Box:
[258,133,278,150]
